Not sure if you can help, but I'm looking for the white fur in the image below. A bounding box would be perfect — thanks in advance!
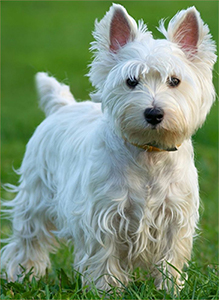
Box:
[1,4,216,291]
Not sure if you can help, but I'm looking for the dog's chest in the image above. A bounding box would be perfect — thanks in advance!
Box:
[121,154,175,232]
[126,152,174,204]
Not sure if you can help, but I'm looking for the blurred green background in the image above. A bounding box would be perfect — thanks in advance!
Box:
[1,1,218,270]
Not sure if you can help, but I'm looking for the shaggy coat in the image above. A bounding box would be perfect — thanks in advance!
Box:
[1,4,216,290]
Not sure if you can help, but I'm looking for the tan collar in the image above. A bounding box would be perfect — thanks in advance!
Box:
[125,139,181,152]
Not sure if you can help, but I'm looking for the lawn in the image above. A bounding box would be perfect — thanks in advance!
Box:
[1,1,218,299]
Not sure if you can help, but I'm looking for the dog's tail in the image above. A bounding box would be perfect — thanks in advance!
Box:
[35,72,76,117]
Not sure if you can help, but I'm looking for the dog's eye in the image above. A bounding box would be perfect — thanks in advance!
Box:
[126,77,139,88]
[167,77,181,88]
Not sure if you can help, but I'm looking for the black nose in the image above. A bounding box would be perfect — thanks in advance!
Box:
[144,107,164,125]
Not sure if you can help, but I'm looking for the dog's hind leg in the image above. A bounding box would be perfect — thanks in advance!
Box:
[1,176,58,281]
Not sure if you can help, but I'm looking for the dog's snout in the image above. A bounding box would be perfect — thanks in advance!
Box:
[144,107,164,125]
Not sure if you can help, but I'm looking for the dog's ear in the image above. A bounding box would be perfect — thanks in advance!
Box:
[159,7,216,64]
[92,4,138,53]
[89,4,140,101]
[169,7,199,55]
[109,5,137,52]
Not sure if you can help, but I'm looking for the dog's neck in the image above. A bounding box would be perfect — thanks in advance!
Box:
[124,139,180,152]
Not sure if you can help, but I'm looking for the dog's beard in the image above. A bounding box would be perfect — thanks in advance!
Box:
[117,110,188,150]
[123,128,184,150]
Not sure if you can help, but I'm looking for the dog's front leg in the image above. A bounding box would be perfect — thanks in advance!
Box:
[74,234,130,290]
[157,195,198,290]
[152,222,195,291]
[166,229,193,289]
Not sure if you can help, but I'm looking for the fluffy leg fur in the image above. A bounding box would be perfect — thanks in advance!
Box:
[0,73,73,280]
[1,179,58,281]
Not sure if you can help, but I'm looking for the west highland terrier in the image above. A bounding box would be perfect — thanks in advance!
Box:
[1,3,217,291]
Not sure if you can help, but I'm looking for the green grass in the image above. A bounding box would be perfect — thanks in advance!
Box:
[1,1,218,299]
[1,263,218,299]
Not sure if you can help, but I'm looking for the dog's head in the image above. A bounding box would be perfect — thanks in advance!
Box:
[89,4,217,150]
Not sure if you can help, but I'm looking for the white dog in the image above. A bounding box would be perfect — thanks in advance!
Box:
[1,4,216,291]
